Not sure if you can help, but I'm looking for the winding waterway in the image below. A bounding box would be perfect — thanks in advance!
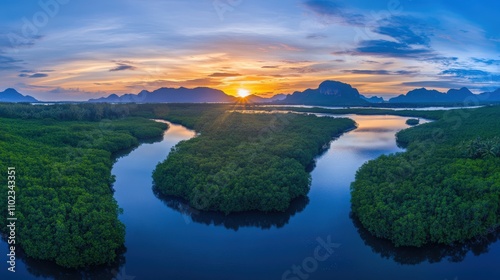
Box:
[2,116,499,280]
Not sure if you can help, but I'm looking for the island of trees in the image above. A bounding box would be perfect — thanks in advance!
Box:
[153,111,355,213]
[406,118,420,126]
[351,105,500,247]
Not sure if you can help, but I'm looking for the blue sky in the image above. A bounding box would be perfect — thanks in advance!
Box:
[0,0,498,101]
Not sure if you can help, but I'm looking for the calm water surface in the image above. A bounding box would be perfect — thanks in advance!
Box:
[259,104,484,111]
[2,116,499,280]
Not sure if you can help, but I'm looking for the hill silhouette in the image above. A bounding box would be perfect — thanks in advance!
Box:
[280,80,369,106]
[0,88,38,103]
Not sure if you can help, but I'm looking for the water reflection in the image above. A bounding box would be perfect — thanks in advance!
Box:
[112,135,163,160]
[1,235,125,280]
[258,104,484,111]
[5,114,499,279]
[154,189,309,231]
[350,213,500,265]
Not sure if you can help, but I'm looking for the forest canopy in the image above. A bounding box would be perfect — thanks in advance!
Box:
[406,118,420,126]
[153,112,356,213]
[351,106,500,247]
[0,103,167,268]
[0,103,356,267]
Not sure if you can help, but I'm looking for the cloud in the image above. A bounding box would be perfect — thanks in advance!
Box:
[335,39,458,66]
[208,72,241,77]
[18,73,49,78]
[400,81,467,89]
[440,68,499,82]
[126,78,221,90]
[0,55,23,70]
[111,59,134,64]
[281,60,312,64]
[306,34,327,39]
[329,14,459,67]
[109,63,137,72]
[303,0,366,26]
[1,0,496,100]
[394,70,420,75]
[15,85,108,102]
[335,40,432,58]
[343,70,391,75]
[289,63,333,73]
[425,56,458,66]
[342,69,419,75]
[0,32,43,50]
[20,69,54,74]
[472,58,500,65]
[374,16,431,46]
[441,68,490,77]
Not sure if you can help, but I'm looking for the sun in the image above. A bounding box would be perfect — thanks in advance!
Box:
[237,88,250,98]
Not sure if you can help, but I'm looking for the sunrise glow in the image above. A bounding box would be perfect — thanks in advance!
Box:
[237,89,251,98]
[0,1,497,102]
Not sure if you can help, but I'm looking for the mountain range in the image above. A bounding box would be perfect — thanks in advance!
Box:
[89,81,371,105]
[88,87,286,103]
[279,80,369,106]
[2,81,499,105]
[388,87,500,104]
[0,88,38,103]
[89,81,499,106]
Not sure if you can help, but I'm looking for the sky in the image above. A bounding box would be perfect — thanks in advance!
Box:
[0,0,499,101]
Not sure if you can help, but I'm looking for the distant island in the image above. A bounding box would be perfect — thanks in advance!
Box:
[389,87,500,104]
[405,118,420,126]
[0,88,38,103]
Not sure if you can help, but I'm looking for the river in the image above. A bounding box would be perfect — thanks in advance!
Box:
[1,116,499,280]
